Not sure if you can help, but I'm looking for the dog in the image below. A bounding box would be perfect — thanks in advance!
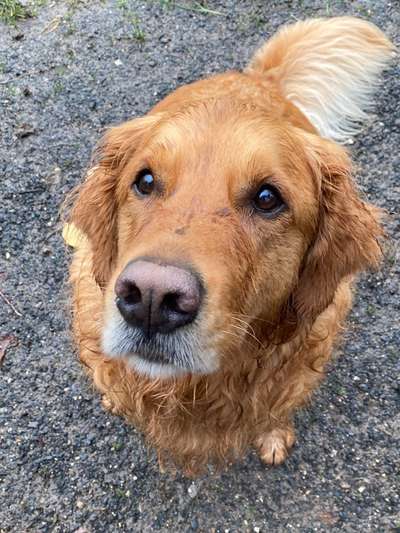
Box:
[66,17,394,474]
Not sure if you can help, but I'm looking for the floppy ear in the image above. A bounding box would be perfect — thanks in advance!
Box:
[70,114,161,286]
[292,133,383,320]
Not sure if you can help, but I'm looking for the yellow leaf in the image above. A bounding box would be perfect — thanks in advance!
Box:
[62,223,86,249]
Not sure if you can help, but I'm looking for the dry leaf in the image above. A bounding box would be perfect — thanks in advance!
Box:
[62,223,86,249]
[0,336,15,366]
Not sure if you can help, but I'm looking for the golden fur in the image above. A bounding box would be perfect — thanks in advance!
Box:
[67,17,393,475]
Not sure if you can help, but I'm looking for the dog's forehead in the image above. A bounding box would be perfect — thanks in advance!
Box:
[142,101,315,208]
[153,99,281,144]
[146,102,297,178]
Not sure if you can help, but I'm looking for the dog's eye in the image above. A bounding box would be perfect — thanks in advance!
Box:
[252,185,285,216]
[133,169,155,196]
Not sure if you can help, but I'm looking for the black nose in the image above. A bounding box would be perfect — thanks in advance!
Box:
[115,259,202,337]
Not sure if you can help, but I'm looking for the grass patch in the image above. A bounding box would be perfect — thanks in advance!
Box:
[175,1,222,16]
[0,0,31,25]
[129,13,145,41]
[0,0,51,25]
[152,0,223,16]
[117,0,146,42]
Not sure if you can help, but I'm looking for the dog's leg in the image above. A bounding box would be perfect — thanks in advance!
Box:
[256,424,295,466]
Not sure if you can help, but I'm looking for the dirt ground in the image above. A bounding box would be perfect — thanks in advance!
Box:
[0,1,399,531]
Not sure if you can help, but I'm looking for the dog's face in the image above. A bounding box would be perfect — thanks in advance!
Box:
[72,90,381,379]
[102,103,318,377]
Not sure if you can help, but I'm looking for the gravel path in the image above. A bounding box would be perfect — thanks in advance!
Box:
[1,1,399,531]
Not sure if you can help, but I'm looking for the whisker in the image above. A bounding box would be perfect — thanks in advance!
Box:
[230,322,264,348]
[231,315,258,339]
[232,312,275,326]
[220,329,246,343]
[220,329,258,352]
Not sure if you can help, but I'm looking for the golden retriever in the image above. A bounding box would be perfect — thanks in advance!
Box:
[67,17,394,474]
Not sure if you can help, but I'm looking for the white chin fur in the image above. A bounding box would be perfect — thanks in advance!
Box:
[125,355,193,379]
[101,308,218,379]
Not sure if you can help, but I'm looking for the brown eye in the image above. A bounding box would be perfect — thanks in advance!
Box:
[133,169,155,196]
[252,184,285,216]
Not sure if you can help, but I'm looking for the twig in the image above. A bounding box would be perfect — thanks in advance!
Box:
[193,1,222,15]
[0,289,22,317]
[174,2,223,16]
[41,16,62,34]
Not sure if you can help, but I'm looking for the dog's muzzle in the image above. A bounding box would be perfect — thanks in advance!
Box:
[102,258,217,378]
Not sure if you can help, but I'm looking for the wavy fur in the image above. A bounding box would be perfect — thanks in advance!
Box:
[67,17,391,475]
[246,17,394,140]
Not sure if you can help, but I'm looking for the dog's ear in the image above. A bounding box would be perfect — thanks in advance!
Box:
[292,133,382,320]
[246,17,394,141]
[70,114,160,286]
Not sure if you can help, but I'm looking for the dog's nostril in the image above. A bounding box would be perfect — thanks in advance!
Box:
[162,290,200,317]
[162,292,185,314]
[124,283,141,305]
[116,280,142,305]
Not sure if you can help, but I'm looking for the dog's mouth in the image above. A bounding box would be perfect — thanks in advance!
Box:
[101,312,218,379]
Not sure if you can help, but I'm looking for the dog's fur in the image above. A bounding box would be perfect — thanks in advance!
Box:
[68,17,394,474]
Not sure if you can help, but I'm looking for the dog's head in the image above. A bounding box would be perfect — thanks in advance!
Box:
[70,18,391,379]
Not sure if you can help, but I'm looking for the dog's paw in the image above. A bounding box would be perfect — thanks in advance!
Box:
[101,395,119,415]
[256,427,295,466]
